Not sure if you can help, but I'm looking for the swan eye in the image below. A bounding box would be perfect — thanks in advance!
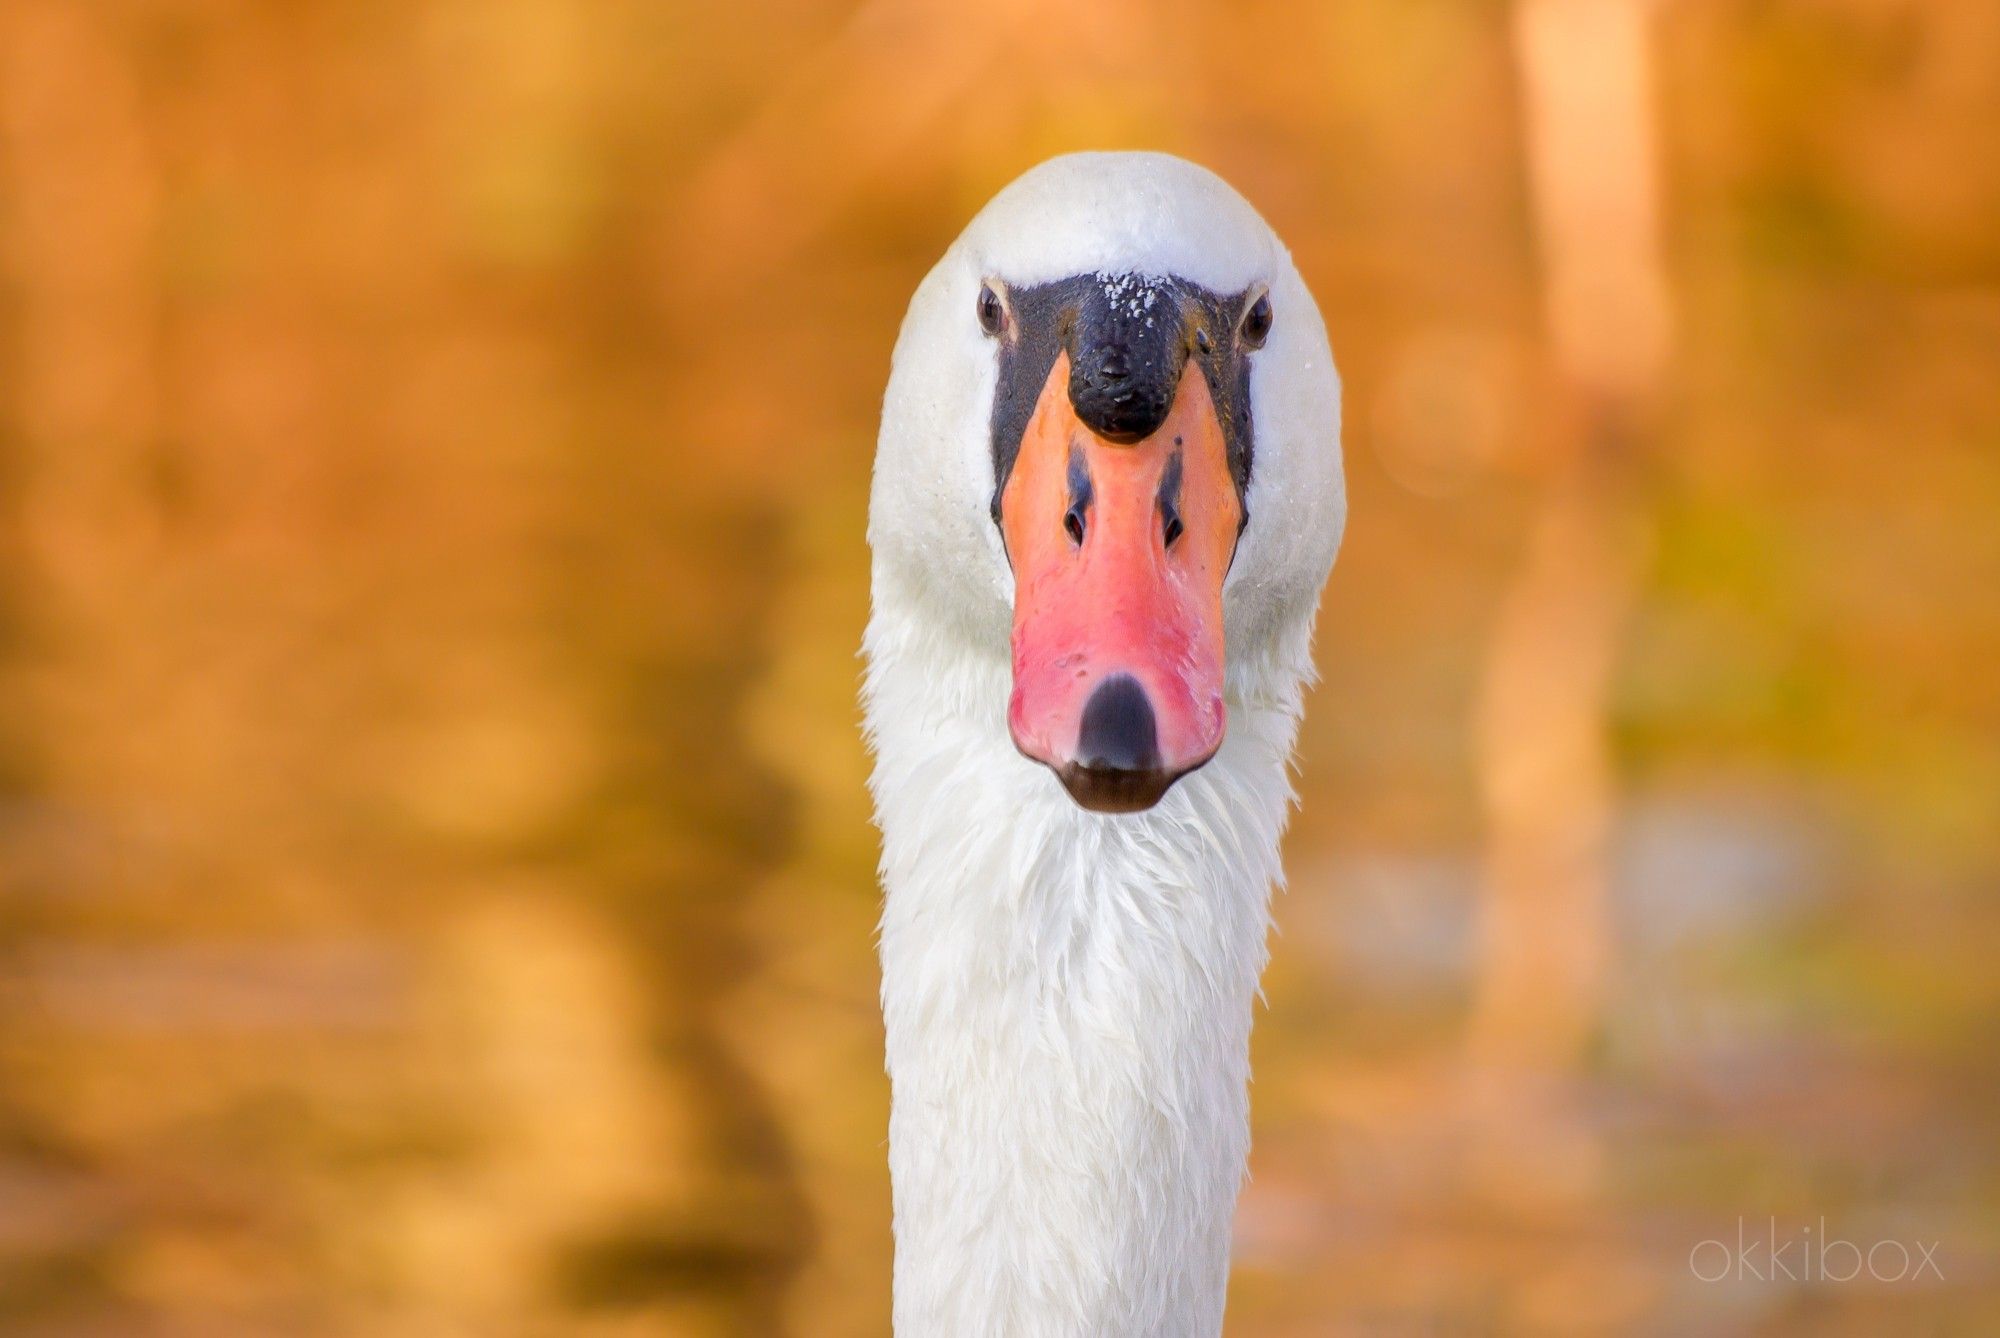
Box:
[977,283,1005,337]
[1239,293,1272,349]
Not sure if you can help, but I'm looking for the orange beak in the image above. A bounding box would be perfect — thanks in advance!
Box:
[1001,351,1242,812]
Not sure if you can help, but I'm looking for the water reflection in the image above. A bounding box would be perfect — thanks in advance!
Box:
[1,1,1996,1334]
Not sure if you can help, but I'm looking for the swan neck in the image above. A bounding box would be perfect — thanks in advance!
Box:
[870,626,1294,1336]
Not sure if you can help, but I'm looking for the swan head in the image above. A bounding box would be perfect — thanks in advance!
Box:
[870,152,1344,813]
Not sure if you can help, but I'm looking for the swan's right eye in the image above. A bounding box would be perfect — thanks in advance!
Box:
[1239,293,1272,348]
[977,283,1005,337]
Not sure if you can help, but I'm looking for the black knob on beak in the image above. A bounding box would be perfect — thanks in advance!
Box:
[1069,346,1177,443]
[1066,276,1186,444]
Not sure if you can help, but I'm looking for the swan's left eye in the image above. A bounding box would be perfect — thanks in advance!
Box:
[977,283,1005,337]
[1239,293,1272,349]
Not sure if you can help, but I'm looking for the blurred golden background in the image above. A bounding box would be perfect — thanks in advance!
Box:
[1,0,1996,1333]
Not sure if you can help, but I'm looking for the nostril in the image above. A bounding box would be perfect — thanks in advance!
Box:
[1064,443,1092,547]
[1076,674,1161,774]
[1157,447,1185,549]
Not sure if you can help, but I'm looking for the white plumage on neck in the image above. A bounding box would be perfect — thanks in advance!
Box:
[865,152,1344,1338]
[867,580,1306,1337]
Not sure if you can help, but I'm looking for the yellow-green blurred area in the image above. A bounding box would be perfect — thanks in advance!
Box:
[1,0,1996,1333]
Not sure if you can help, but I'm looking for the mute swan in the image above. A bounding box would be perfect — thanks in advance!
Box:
[864,151,1345,1337]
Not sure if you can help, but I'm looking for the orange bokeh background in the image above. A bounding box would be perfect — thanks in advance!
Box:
[1,1,1996,1333]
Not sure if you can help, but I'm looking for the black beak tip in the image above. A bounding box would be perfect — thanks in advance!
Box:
[1077,674,1160,770]
[1057,762,1178,814]
[1059,674,1176,813]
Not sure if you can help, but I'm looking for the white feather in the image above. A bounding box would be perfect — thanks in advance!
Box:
[865,152,1345,1338]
